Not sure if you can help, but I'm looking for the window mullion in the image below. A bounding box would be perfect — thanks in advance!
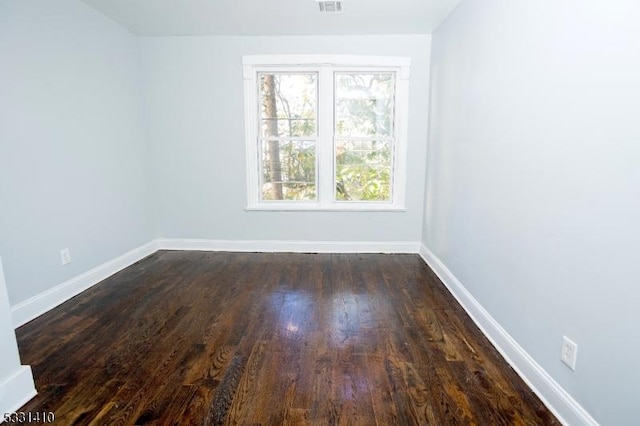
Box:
[317,66,334,206]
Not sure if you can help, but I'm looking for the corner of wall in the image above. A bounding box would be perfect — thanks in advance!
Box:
[0,366,37,416]
[0,258,36,414]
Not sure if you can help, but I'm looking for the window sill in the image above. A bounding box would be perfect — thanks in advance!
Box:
[245,203,407,212]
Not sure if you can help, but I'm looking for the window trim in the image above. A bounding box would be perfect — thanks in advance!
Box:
[242,55,411,211]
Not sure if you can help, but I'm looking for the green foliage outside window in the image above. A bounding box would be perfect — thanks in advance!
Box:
[335,73,394,202]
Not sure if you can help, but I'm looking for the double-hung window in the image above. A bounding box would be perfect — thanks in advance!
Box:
[242,55,410,211]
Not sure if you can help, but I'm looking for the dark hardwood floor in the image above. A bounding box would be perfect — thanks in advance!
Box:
[13,251,558,425]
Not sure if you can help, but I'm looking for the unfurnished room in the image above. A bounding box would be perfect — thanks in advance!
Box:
[1,0,638,424]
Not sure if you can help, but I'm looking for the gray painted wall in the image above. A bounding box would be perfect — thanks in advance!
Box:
[424,1,640,423]
[139,35,431,242]
[0,0,153,305]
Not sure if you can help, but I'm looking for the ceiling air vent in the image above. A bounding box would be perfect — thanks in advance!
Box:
[317,1,343,13]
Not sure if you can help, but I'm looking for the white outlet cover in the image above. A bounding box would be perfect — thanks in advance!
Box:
[561,336,578,370]
[60,249,71,265]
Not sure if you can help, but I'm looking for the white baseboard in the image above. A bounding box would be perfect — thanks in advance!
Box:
[0,366,37,418]
[11,241,160,329]
[156,238,421,254]
[418,244,598,426]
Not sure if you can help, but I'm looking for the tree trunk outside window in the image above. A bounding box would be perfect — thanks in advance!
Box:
[262,75,283,200]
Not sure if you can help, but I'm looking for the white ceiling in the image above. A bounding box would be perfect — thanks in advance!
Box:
[82,0,461,36]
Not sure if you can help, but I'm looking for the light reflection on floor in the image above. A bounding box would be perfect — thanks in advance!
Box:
[269,288,387,350]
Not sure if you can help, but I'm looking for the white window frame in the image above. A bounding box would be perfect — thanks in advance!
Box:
[242,55,410,211]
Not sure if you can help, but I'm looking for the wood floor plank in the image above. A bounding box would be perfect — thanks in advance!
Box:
[11,251,559,425]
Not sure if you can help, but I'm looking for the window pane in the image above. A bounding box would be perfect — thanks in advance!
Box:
[335,140,391,202]
[335,73,394,138]
[260,73,317,138]
[261,140,317,201]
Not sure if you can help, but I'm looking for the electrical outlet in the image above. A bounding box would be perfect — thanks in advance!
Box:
[60,248,71,266]
[561,336,578,370]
